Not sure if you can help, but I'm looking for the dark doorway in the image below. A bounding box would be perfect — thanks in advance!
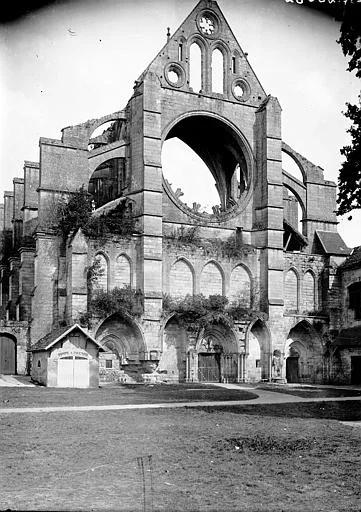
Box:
[0,335,16,374]
[286,357,299,383]
[198,353,220,382]
[351,356,361,385]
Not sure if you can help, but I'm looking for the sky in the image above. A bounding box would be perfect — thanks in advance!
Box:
[0,0,360,246]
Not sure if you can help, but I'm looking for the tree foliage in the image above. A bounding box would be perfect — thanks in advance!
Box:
[336,4,361,217]
[55,186,139,240]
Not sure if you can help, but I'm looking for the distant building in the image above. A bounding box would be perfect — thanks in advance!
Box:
[0,1,359,386]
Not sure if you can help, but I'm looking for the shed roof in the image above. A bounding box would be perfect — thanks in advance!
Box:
[30,324,105,352]
[315,230,350,256]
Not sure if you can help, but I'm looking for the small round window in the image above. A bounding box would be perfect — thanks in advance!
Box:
[197,10,220,37]
[164,63,185,88]
[232,79,251,102]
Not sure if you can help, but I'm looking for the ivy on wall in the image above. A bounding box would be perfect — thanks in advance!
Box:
[163,293,252,333]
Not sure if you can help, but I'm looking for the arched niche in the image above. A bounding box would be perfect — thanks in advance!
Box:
[284,268,299,311]
[247,319,271,381]
[114,254,132,289]
[96,312,146,363]
[92,253,109,292]
[159,316,188,382]
[169,258,194,297]
[200,261,224,296]
[229,264,252,306]
[303,271,316,312]
[285,320,324,383]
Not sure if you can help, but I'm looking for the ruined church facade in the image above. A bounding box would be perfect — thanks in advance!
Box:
[1,1,358,386]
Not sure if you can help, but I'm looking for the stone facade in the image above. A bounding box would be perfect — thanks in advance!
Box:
[0,0,358,385]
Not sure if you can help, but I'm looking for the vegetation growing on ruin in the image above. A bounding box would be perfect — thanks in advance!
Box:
[90,286,144,318]
[55,186,139,241]
[164,226,255,259]
[163,293,252,332]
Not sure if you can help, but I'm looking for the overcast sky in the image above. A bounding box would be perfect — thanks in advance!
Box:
[0,0,360,246]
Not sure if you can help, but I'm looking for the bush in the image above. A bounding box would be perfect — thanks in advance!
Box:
[91,286,144,318]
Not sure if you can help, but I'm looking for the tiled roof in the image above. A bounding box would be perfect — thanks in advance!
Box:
[30,323,105,352]
[315,230,350,256]
[340,246,361,270]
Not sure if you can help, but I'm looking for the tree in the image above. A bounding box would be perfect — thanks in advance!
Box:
[336,4,361,218]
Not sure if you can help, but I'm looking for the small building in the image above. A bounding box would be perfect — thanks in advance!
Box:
[30,324,105,387]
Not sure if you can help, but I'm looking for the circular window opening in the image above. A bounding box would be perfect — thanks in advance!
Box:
[165,63,185,88]
[197,10,219,36]
[167,69,179,84]
[234,84,244,99]
[232,79,251,102]
[162,115,250,216]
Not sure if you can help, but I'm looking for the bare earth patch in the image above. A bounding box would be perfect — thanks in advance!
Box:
[1,400,361,511]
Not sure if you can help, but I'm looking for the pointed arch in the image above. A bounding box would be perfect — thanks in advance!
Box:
[95,311,146,360]
[189,40,203,92]
[229,263,252,306]
[303,270,316,312]
[169,258,194,298]
[93,252,109,291]
[284,267,299,311]
[200,260,224,296]
[284,319,324,383]
[114,253,132,289]
[211,48,224,93]
[246,319,271,381]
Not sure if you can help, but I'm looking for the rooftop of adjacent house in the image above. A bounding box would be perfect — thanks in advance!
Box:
[315,230,351,256]
[30,324,105,352]
[340,245,361,270]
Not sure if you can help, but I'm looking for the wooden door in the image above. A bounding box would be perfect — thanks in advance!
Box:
[73,357,89,388]
[57,356,74,387]
[58,356,89,387]
[351,356,361,385]
[286,357,299,383]
[0,335,16,374]
[198,354,220,382]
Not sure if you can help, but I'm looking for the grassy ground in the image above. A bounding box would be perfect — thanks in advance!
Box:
[1,399,361,511]
[257,384,361,399]
[0,383,257,408]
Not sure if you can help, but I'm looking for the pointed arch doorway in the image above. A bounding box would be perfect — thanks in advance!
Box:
[196,322,239,383]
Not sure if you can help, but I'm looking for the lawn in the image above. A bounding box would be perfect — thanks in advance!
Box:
[1,400,361,511]
[0,383,257,409]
